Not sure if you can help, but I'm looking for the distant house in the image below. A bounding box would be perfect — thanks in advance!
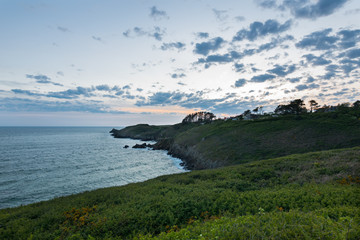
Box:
[243,113,260,120]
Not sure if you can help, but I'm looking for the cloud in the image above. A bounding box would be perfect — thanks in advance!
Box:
[287,0,348,19]
[257,35,294,52]
[322,64,339,79]
[345,8,360,15]
[234,79,246,87]
[150,6,168,20]
[196,35,294,68]
[235,16,245,22]
[296,28,360,53]
[0,97,109,113]
[295,28,339,50]
[338,29,360,49]
[257,0,277,9]
[197,53,233,67]
[339,58,360,75]
[194,37,225,56]
[212,9,228,22]
[306,76,315,83]
[250,74,276,82]
[92,36,102,42]
[233,19,292,42]
[10,84,144,105]
[12,89,44,97]
[267,64,296,77]
[160,42,186,51]
[256,0,349,19]
[302,54,332,66]
[26,74,50,82]
[233,63,245,72]
[26,74,63,86]
[346,48,360,59]
[136,92,181,106]
[47,87,93,99]
[123,26,166,41]
[57,26,70,32]
[287,77,301,83]
[171,73,186,79]
[95,85,111,91]
[332,88,349,97]
[197,32,209,39]
[135,90,269,115]
[295,83,320,91]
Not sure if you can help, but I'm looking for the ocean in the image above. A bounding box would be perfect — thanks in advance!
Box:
[0,127,185,209]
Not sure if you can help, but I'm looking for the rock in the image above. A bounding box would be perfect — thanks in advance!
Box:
[123,145,129,149]
[132,143,147,149]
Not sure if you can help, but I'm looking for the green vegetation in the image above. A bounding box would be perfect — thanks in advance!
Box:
[143,208,359,240]
[1,147,359,239]
[113,108,360,169]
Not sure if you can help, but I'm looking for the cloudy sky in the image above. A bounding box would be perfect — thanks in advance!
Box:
[0,0,359,126]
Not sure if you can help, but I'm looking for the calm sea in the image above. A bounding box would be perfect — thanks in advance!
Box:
[0,127,185,209]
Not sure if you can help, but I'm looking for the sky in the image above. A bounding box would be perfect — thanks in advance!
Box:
[0,0,359,126]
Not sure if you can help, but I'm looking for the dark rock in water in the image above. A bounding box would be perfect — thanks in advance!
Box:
[124,145,129,149]
[132,143,147,149]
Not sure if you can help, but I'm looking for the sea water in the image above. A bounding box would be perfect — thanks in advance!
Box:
[0,127,185,209]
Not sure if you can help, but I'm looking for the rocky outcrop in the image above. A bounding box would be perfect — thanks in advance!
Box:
[132,143,153,149]
[111,127,218,170]
[109,125,162,141]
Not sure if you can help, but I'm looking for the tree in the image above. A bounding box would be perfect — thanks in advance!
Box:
[253,107,259,114]
[290,99,306,114]
[243,109,251,116]
[182,111,216,123]
[258,106,264,115]
[274,104,291,115]
[353,100,360,109]
[309,100,319,113]
[274,99,306,115]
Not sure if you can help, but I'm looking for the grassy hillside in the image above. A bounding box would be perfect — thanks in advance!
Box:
[1,147,359,239]
[113,111,360,169]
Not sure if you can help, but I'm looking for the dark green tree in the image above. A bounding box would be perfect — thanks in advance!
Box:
[182,111,216,123]
[309,100,319,113]
[274,99,306,115]
[353,100,360,109]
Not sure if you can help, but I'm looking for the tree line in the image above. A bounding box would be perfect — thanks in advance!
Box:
[182,99,360,123]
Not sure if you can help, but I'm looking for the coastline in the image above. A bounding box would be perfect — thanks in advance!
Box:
[110,127,202,170]
[110,112,360,171]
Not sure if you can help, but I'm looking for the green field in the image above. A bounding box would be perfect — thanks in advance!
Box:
[1,146,359,239]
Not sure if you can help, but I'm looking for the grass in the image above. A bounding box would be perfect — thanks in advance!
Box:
[112,110,360,169]
[0,146,359,239]
[173,113,360,168]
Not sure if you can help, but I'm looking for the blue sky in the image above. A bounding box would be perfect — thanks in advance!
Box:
[0,0,359,126]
